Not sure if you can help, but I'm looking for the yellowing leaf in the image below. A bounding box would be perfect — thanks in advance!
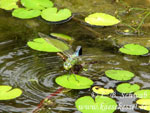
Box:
[92,86,114,95]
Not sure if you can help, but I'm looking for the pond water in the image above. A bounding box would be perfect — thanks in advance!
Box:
[0,0,150,113]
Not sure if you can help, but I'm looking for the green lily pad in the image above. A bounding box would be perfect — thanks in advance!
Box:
[105,70,134,81]
[119,44,149,55]
[41,7,72,22]
[92,86,114,95]
[27,38,64,52]
[0,0,18,10]
[50,33,73,42]
[12,8,41,19]
[134,90,150,99]
[136,99,150,106]
[21,0,53,10]
[55,74,93,89]
[75,96,117,113]
[139,105,150,111]
[116,83,140,93]
[0,85,22,100]
[85,13,120,26]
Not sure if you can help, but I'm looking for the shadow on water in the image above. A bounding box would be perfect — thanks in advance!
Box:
[0,0,150,113]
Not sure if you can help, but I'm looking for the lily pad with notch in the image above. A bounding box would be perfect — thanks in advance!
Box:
[55,74,93,89]
[134,89,150,99]
[21,0,53,10]
[0,85,22,100]
[27,38,68,52]
[0,0,18,10]
[75,96,117,113]
[105,70,135,81]
[85,13,120,26]
[119,44,149,55]
[116,83,140,93]
[12,8,41,19]
[41,7,72,23]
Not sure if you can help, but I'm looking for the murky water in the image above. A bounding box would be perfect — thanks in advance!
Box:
[0,0,150,113]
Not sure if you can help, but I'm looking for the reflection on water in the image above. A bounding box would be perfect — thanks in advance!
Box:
[0,0,150,112]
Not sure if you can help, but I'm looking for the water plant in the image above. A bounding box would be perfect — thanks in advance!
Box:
[55,74,93,89]
[105,69,135,81]
[12,8,41,19]
[92,86,114,95]
[0,0,18,10]
[119,44,149,55]
[85,13,120,26]
[134,89,150,99]
[0,85,22,100]
[116,83,140,93]
[136,99,150,111]
[75,96,117,113]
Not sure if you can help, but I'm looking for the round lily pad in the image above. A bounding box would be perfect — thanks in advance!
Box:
[116,83,140,93]
[85,13,120,26]
[105,70,134,81]
[75,96,117,113]
[0,85,22,100]
[134,90,150,99]
[41,7,72,23]
[138,105,150,111]
[27,38,63,52]
[119,44,149,55]
[136,99,150,106]
[92,86,114,95]
[21,0,53,10]
[55,74,93,89]
[50,33,73,42]
[0,0,18,10]
[12,8,41,19]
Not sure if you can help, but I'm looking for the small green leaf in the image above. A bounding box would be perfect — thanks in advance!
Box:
[75,96,117,113]
[137,99,150,106]
[85,13,120,26]
[116,83,140,93]
[119,44,149,55]
[27,38,62,52]
[41,7,72,22]
[0,0,18,10]
[134,90,150,99]
[21,0,53,10]
[0,85,22,100]
[12,8,41,19]
[138,105,150,111]
[50,33,73,42]
[92,86,114,95]
[105,70,134,81]
[55,74,93,89]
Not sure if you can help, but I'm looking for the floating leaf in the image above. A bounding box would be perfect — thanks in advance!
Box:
[105,70,134,81]
[41,7,72,23]
[92,86,114,95]
[12,8,41,19]
[0,0,18,10]
[75,96,117,113]
[134,90,150,99]
[85,13,120,26]
[116,83,140,93]
[0,85,22,100]
[50,33,73,42]
[119,44,149,55]
[21,0,53,10]
[136,99,150,106]
[27,38,63,52]
[55,74,93,89]
[139,105,150,111]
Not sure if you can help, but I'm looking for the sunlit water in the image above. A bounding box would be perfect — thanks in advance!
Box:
[0,0,150,113]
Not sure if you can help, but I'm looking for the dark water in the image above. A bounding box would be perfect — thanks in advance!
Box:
[0,0,150,113]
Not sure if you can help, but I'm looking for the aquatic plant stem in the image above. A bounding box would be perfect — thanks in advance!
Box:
[33,87,65,113]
